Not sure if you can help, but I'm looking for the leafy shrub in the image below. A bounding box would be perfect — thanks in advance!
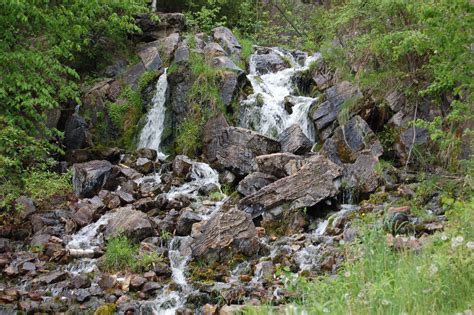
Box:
[305,0,473,170]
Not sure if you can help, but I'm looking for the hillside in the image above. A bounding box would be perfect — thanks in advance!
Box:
[0,1,472,314]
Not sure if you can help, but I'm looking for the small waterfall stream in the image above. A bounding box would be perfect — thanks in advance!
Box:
[239,48,321,141]
[138,68,169,159]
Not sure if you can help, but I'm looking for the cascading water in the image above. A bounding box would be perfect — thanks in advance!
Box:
[147,237,193,315]
[138,68,168,159]
[240,48,321,141]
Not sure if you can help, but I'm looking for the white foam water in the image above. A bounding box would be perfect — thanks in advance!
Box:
[138,68,169,159]
[240,48,321,141]
[147,236,194,314]
[66,212,114,250]
[166,161,220,199]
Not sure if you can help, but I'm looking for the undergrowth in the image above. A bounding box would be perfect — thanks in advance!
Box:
[102,236,164,273]
[245,196,474,315]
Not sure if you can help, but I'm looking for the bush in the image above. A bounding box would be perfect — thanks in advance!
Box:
[305,0,473,170]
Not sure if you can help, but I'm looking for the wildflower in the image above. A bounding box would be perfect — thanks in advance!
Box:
[344,271,351,278]
[381,299,391,306]
[466,241,474,250]
[440,234,448,241]
[451,236,464,248]
[429,264,438,276]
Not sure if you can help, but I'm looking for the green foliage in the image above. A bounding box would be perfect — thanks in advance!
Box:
[175,52,227,156]
[185,0,264,37]
[176,116,203,157]
[24,169,73,203]
[103,236,137,272]
[133,252,164,273]
[160,230,173,242]
[305,0,473,170]
[0,0,147,211]
[209,191,225,201]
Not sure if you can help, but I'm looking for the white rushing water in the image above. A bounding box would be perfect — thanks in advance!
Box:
[240,48,321,141]
[147,236,193,315]
[138,68,168,159]
[167,161,220,199]
[67,212,114,250]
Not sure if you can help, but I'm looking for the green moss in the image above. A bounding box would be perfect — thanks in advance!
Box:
[94,304,116,315]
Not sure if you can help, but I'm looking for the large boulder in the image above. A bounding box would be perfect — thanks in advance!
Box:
[176,209,202,236]
[156,33,180,62]
[73,160,112,198]
[191,208,259,262]
[250,48,290,75]
[163,63,194,147]
[104,207,155,243]
[134,12,185,41]
[395,127,429,164]
[238,155,342,218]
[219,71,242,109]
[256,153,306,178]
[203,42,226,58]
[237,172,277,196]
[309,81,362,140]
[122,62,146,89]
[212,27,241,57]
[343,150,382,194]
[205,127,280,177]
[278,124,313,155]
[136,41,163,71]
[320,115,383,165]
[64,114,92,150]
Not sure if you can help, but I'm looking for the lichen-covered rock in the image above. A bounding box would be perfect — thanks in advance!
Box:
[73,160,112,198]
[136,41,162,71]
[205,127,280,177]
[212,26,241,57]
[310,81,362,140]
[320,115,383,165]
[278,124,313,155]
[239,155,342,218]
[191,208,259,262]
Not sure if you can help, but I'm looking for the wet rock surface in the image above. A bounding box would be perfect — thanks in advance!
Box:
[73,160,113,198]
[205,127,281,177]
[0,25,454,315]
[191,208,259,262]
[239,155,342,217]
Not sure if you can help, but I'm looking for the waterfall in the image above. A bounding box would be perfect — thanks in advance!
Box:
[240,48,321,141]
[138,68,168,159]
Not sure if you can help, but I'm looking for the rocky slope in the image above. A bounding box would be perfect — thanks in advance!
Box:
[0,12,450,315]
